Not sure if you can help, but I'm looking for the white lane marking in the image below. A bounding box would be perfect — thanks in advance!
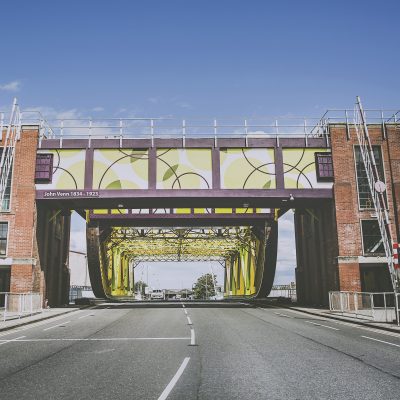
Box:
[184,309,188,315]
[0,335,26,346]
[182,305,185,308]
[43,320,71,331]
[158,357,190,400]
[305,321,340,331]
[361,335,400,348]
[190,329,196,346]
[0,307,99,337]
[329,320,400,338]
[273,312,293,318]
[5,337,191,342]
[259,306,400,338]
[78,314,94,319]
[187,316,192,325]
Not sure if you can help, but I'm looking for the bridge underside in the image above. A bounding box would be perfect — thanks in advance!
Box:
[86,211,278,299]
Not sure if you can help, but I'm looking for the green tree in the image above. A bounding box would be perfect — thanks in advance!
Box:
[193,273,217,299]
[134,280,148,295]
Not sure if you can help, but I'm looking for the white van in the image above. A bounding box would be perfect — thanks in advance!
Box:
[150,289,165,300]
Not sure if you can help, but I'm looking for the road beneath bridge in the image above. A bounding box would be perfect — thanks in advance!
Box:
[0,302,399,399]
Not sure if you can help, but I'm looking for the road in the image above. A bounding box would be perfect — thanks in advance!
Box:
[0,302,400,399]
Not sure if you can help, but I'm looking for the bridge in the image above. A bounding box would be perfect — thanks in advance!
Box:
[1,99,400,306]
[34,113,332,300]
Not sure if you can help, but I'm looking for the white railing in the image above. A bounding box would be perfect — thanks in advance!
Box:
[0,98,21,211]
[329,291,399,325]
[0,292,43,321]
[269,284,297,302]
[1,104,399,149]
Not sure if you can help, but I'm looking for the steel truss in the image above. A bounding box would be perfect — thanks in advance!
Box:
[104,226,260,262]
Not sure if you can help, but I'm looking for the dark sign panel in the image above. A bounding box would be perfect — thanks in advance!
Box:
[43,191,100,198]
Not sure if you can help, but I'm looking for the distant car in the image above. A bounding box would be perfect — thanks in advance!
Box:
[150,289,165,300]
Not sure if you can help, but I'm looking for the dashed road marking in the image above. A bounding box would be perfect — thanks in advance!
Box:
[305,321,340,331]
[78,314,94,319]
[361,335,400,348]
[190,329,196,346]
[273,312,293,318]
[157,357,190,400]
[43,321,71,331]
[187,316,192,325]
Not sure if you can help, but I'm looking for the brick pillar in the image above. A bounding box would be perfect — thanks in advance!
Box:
[6,127,40,294]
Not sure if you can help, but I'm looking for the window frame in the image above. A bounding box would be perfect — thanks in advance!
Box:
[0,222,9,258]
[354,145,387,211]
[35,153,54,183]
[0,148,14,212]
[360,219,385,256]
[315,152,334,182]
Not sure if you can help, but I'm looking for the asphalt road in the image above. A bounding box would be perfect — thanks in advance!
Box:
[1,302,400,400]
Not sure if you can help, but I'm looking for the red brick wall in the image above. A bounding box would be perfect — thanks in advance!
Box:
[338,263,362,292]
[0,127,41,293]
[330,124,399,291]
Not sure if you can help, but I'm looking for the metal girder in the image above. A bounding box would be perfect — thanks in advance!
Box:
[104,226,260,262]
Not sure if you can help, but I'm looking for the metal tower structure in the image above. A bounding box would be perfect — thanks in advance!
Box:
[0,98,21,211]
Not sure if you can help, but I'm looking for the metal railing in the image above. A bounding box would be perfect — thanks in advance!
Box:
[269,284,297,302]
[0,292,43,321]
[329,291,399,325]
[354,97,399,291]
[1,101,399,149]
[0,98,21,211]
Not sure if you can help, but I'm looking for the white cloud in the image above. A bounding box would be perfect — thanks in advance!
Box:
[92,106,104,112]
[0,80,21,92]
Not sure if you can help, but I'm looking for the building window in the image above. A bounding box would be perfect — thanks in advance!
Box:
[361,220,384,256]
[0,149,12,211]
[315,152,334,181]
[0,222,8,256]
[355,146,385,209]
[35,154,53,183]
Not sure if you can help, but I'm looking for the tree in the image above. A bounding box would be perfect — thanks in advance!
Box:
[193,273,217,299]
[134,280,148,295]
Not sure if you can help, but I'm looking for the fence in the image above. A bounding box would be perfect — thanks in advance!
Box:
[69,285,95,303]
[0,292,43,321]
[329,291,399,325]
[269,285,297,302]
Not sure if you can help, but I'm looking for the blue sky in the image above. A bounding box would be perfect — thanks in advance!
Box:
[2,0,399,288]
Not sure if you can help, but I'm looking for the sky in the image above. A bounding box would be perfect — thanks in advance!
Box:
[2,0,399,288]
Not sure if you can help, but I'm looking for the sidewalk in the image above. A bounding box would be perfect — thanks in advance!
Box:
[288,305,400,334]
[250,299,400,334]
[0,307,83,332]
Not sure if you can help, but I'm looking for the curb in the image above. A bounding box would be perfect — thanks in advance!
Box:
[285,305,400,334]
[0,307,86,333]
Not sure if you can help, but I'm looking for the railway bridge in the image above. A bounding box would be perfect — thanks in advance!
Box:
[1,99,399,305]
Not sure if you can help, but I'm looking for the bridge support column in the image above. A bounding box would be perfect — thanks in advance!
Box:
[294,203,339,306]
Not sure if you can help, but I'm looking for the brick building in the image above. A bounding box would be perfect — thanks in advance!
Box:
[0,126,70,306]
[295,123,400,304]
